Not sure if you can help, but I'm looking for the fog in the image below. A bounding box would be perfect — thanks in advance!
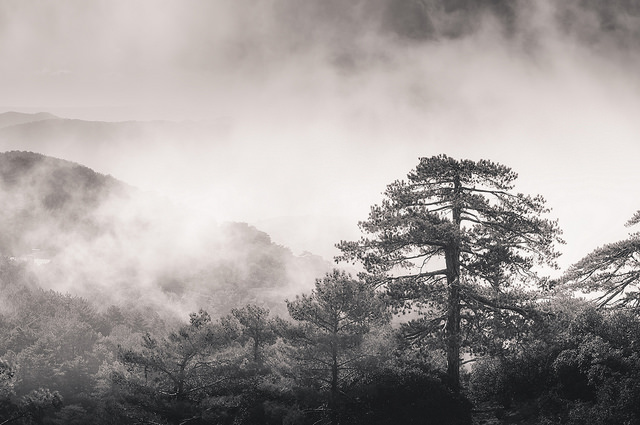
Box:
[0,151,334,321]
[1,0,640,270]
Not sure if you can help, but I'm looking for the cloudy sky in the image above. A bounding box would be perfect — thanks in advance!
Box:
[1,0,639,269]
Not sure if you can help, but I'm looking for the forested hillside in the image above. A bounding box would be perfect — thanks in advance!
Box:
[1,153,639,424]
[0,151,329,317]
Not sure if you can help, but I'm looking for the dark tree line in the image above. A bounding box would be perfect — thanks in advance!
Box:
[0,262,470,424]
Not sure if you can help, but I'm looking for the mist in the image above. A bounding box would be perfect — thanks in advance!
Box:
[0,152,333,321]
[1,0,640,270]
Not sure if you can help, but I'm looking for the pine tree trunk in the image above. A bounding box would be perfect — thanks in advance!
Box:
[446,173,462,393]
[445,249,461,394]
[330,340,339,425]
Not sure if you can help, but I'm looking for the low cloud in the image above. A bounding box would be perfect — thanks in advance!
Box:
[1,0,639,274]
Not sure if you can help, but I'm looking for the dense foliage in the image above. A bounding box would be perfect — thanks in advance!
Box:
[469,297,640,424]
[0,261,471,424]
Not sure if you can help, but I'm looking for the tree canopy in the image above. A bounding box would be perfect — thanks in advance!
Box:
[563,210,640,309]
[287,269,390,424]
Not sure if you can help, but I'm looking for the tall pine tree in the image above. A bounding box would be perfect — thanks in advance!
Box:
[337,155,563,392]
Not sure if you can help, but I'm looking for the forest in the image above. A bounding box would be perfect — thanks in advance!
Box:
[1,152,640,425]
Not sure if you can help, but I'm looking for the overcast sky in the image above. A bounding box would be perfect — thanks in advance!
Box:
[1,0,639,269]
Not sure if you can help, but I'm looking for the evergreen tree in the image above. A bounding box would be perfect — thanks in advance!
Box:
[337,155,563,392]
[287,269,390,425]
[563,210,640,308]
[230,304,277,365]
[116,310,240,424]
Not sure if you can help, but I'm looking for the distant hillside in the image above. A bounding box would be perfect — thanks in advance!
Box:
[0,151,129,255]
[0,111,58,129]
[0,151,329,317]
[0,116,234,203]
[254,215,362,262]
[0,117,229,157]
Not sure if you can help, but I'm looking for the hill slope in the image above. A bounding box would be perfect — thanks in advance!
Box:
[0,111,58,129]
[0,151,328,317]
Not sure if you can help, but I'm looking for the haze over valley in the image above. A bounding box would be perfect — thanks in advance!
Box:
[2,0,640,270]
[0,149,330,318]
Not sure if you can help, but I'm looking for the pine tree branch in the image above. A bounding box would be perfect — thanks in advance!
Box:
[462,290,532,318]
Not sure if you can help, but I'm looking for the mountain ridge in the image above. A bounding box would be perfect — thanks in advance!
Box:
[0,111,58,129]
